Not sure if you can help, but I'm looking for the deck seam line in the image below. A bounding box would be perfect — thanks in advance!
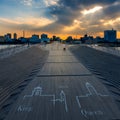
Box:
[36,74,93,77]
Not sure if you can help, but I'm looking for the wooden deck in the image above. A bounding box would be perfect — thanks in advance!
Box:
[5,43,120,120]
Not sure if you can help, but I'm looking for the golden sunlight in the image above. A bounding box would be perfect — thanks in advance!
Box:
[81,6,103,15]
[103,17,120,26]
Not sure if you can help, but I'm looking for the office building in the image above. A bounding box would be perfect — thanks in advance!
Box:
[7,33,12,39]
[0,36,5,42]
[41,33,50,43]
[29,34,40,43]
[13,33,17,39]
[41,34,48,39]
[104,29,117,42]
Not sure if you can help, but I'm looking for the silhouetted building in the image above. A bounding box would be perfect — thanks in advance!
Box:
[41,34,48,39]
[41,33,50,43]
[7,33,12,39]
[104,29,117,42]
[13,33,17,39]
[95,36,104,43]
[30,34,40,43]
[0,36,5,42]
[18,37,27,43]
[81,34,94,44]
[4,33,12,42]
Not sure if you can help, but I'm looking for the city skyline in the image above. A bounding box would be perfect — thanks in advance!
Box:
[0,0,120,39]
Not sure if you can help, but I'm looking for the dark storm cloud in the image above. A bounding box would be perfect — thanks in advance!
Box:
[2,0,120,36]
[81,1,120,26]
[49,5,80,25]
[8,0,120,35]
[58,0,117,9]
[33,0,120,35]
[103,2,120,19]
[48,0,118,26]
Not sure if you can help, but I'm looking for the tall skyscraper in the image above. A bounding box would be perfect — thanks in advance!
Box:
[104,29,117,42]
[14,33,17,39]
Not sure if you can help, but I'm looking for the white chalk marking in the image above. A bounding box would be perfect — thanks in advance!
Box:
[23,86,68,112]
[76,96,82,108]
[85,82,109,97]
[52,90,68,112]
[81,109,103,118]
[76,82,109,109]
[81,109,88,118]
[23,86,43,99]
[76,82,108,118]
[17,105,32,112]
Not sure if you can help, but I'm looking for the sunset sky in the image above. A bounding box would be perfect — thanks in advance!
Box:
[0,0,120,39]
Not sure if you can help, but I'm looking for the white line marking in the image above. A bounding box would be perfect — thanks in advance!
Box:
[17,105,32,112]
[76,82,108,118]
[23,86,68,112]
[52,90,68,112]
[76,82,109,109]
[85,82,109,97]
[76,96,82,108]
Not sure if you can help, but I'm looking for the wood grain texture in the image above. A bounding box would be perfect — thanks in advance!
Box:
[5,43,120,120]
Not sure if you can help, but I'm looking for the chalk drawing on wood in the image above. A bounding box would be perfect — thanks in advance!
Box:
[76,82,109,118]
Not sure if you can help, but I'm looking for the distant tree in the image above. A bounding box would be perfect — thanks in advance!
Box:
[66,36,73,43]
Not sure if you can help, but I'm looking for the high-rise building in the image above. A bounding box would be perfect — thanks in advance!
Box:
[14,33,17,39]
[7,33,12,39]
[41,33,50,43]
[104,29,117,42]
[41,34,48,39]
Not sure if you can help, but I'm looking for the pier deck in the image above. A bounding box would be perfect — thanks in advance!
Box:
[5,43,120,120]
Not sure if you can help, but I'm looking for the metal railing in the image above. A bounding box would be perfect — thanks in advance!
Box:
[0,45,30,59]
[87,45,120,57]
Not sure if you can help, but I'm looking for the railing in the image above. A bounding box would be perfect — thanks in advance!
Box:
[0,45,30,59]
[87,45,120,57]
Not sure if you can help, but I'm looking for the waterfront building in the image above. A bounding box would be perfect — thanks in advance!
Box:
[94,36,104,43]
[13,33,17,39]
[29,34,40,43]
[81,34,94,44]
[104,29,117,42]
[7,33,12,39]
[18,37,27,43]
[41,34,47,39]
[41,33,50,43]
[0,36,5,43]
[4,33,12,42]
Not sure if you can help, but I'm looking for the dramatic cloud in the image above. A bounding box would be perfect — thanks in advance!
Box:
[47,0,120,35]
[0,16,54,30]
[0,0,120,38]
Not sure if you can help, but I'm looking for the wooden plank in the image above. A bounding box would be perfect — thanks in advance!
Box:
[46,56,79,63]
[37,63,91,76]
[5,43,120,120]
[5,76,120,120]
